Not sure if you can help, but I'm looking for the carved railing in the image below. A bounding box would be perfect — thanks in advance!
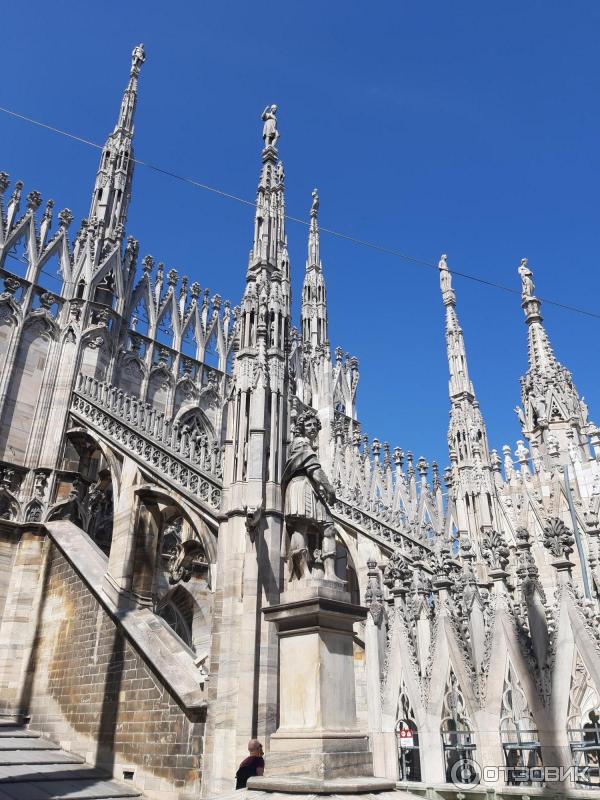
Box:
[333,498,432,557]
[72,375,223,510]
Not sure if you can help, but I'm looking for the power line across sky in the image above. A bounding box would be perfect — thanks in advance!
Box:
[1,103,598,323]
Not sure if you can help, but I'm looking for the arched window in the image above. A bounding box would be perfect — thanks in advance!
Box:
[568,651,600,787]
[94,272,115,309]
[156,586,194,649]
[396,682,421,782]
[500,662,542,785]
[441,668,477,784]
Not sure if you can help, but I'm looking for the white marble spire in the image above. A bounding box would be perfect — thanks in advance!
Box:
[301,188,328,348]
[517,258,591,460]
[87,44,146,249]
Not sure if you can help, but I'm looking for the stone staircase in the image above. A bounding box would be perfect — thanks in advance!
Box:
[0,722,142,800]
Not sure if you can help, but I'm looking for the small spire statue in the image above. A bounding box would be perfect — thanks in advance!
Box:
[131,43,146,76]
[310,187,319,218]
[439,253,452,293]
[518,258,535,300]
[261,104,279,148]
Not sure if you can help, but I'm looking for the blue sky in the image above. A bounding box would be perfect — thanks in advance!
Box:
[1,1,599,470]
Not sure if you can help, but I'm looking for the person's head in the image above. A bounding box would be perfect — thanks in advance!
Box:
[248,738,262,756]
[295,410,321,443]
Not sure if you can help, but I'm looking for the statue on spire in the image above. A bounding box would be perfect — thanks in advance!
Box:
[439,253,452,294]
[518,258,535,300]
[311,188,319,218]
[131,43,146,77]
[261,105,279,148]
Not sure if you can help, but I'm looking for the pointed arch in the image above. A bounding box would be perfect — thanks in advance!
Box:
[500,660,542,784]
[117,352,145,398]
[202,324,220,369]
[440,666,478,784]
[0,315,55,464]
[147,364,173,415]
[396,677,421,781]
[129,284,152,337]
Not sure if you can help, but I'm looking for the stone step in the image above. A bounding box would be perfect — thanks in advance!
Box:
[0,779,141,798]
[0,738,60,750]
[0,728,41,739]
[0,763,109,783]
[0,750,84,766]
[0,725,142,799]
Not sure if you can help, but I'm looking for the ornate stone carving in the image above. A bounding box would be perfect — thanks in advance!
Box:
[543,517,575,559]
[281,409,341,584]
[480,528,510,571]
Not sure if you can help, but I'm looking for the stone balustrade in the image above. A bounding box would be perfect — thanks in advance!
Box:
[333,498,431,557]
[72,375,432,552]
[72,374,223,510]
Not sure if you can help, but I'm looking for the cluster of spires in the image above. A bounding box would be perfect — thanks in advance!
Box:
[1,43,594,492]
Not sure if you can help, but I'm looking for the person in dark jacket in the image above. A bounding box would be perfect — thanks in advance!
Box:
[235,739,264,789]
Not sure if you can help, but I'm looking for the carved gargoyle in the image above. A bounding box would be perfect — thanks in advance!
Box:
[168,539,205,585]
[244,504,262,541]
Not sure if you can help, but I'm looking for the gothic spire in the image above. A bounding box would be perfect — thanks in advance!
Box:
[87,44,146,252]
[517,258,590,460]
[308,187,320,268]
[439,254,495,500]
[301,188,328,348]
[238,106,290,361]
[439,254,474,398]
[249,104,287,276]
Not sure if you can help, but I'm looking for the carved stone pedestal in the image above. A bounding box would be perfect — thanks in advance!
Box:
[253,583,394,793]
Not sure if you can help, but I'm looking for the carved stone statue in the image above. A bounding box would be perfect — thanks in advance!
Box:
[518,258,535,299]
[438,254,452,293]
[282,410,341,584]
[131,44,146,75]
[261,104,279,148]
[311,188,319,217]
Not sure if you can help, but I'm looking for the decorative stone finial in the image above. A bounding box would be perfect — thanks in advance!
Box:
[58,208,73,229]
[27,190,42,212]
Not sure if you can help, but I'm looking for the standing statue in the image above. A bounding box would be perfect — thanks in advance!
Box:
[518,258,535,299]
[438,254,452,293]
[311,188,319,217]
[261,104,279,148]
[131,43,146,75]
[282,410,342,584]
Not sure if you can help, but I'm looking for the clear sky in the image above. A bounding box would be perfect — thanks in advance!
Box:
[1,1,599,471]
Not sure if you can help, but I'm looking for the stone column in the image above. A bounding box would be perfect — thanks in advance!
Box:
[250,580,395,793]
